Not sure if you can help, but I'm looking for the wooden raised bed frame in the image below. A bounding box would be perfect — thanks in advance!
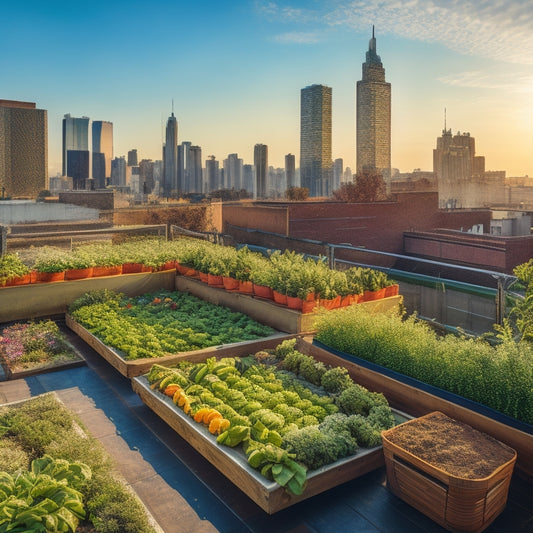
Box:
[131,339,410,514]
[66,314,294,379]
[381,412,517,533]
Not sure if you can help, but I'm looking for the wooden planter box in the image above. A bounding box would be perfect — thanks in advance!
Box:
[131,370,409,514]
[381,412,517,532]
[175,276,402,334]
[308,340,533,483]
[66,314,295,378]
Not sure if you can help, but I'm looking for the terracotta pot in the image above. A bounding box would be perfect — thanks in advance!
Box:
[340,295,352,307]
[34,271,65,283]
[350,294,362,304]
[286,296,303,310]
[93,265,122,277]
[320,295,341,310]
[199,272,209,283]
[141,265,154,273]
[253,284,273,300]
[385,284,399,297]
[4,273,32,286]
[207,273,223,287]
[273,290,288,306]
[65,267,93,280]
[362,288,386,301]
[122,262,144,274]
[176,263,189,275]
[158,261,176,271]
[302,299,318,314]
[238,280,254,294]
[222,276,239,291]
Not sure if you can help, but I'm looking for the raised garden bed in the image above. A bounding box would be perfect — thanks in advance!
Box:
[0,319,85,380]
[131,338,409,514]
[382,411,516,532]
[176,276,402,334]
[67,314,293,378]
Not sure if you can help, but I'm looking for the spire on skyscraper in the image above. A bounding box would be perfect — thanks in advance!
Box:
[366,25,381,65]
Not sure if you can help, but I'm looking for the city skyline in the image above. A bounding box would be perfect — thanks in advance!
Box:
[2,1,532,179]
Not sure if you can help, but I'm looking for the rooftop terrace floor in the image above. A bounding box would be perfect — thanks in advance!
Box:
[0,328,531,533]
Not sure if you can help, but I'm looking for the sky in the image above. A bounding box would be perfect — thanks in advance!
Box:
[2,0,532,178]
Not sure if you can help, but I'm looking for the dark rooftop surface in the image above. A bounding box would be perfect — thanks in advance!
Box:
[0,327,531,533]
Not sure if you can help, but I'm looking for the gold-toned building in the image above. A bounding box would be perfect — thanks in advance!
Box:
[356,28,391,187]
[0,100,48,198]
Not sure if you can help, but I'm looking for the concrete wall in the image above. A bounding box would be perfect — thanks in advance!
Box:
[0,200,99,224]
[58,190,115,210]
[223,203,289,235]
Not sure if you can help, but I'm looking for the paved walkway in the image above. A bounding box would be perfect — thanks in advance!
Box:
[0,327,531,533]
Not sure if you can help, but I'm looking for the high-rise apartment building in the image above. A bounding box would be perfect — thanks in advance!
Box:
[205,156,220,193]
[224,153,243,190]
[63,114,90,190]
[333,158,343,192]
[188,146,203,194]
[356,27,391,187]
[254,144,268,198]
[0,99,47,198]
[163,111,178,197]
[243,164,254,194]
[127,149,138,167]
[111,156,126,187]
[92,120,113,188]
[178,141,191,193]
[300,84,332,197]
[285,154,296,189]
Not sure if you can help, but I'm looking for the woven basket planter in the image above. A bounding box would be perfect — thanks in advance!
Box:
[382,412,516,532]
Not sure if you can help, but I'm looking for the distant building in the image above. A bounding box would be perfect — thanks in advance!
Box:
[254,144,268,198]
[333,158,343,192]
[163,111,178,197]
[300,84,332,197]
[139,159,154,194]
[92,121,113,188]
[224,153,243,190]
[0,99,48,198]
[356,27,391,188]
[188,146,203,194]
[285,154,296,189]
[178,141,191,193]
[433,129,505,208]
[127,149,138,167]
[110,156,126,187]
[63,114,89,190]
[205,156,220,193]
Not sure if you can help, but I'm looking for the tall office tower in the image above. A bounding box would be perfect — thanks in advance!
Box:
[356,27,391,188]
[189,146,203,193]
[139,159,154,194]
[300,84,332,197]
[63,114,90,190]
[333,158,343,192]
[92,121,113,188]
[254,144,268,198]
[110,156,126,186]
[178,141,191,192]
[0,100,47,198]
[127,149,138,167]
[163,111,178,197]
[224,153,243,190]
[285,153,296,189]
[205,156,220,193]
[243,164,254,194]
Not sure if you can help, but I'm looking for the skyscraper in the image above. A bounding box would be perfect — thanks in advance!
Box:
[205,156,220,193]
[92,120,113,188]
[254,144,268,198]
[224,153,243,190]
[356,27,391,187]
[285,154,296,189]
[127,149,138,167]
[188,146,203,194]
[63,114,89,190]
[163,111,178,197]
[0,100,47,198]
[300,84,332,197]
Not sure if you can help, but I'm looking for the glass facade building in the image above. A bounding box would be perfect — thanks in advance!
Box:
[300,84,332,197]
[63,114,89,189]
[163,112,178,197]
[92,120,113,188]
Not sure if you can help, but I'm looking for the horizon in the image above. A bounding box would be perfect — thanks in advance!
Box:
[2,1,532,179]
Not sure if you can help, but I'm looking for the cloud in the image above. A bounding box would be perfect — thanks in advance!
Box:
[438,70,533,93]
[259,1,533,64]
[272,31,320,44]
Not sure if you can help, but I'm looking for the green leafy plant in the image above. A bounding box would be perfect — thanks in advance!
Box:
[0,253,31,284]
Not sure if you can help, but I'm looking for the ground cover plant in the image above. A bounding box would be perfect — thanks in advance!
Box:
[0,393,156,532]
[145,338,396,496]
[68,289,275,360]
[313,305,533,425]
[0,320,79,375]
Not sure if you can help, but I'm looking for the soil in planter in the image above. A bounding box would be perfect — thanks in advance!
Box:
[384,412,515,479]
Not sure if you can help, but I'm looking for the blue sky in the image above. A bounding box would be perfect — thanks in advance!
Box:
[2,0,532,178]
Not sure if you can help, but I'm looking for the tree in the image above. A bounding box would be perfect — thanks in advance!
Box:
[332,171,388,202]
[286,187,309,201]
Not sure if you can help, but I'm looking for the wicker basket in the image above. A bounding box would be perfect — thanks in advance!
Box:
[381,412,516,532]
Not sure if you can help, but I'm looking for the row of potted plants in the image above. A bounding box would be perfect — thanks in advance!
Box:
[0,239,398,312]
